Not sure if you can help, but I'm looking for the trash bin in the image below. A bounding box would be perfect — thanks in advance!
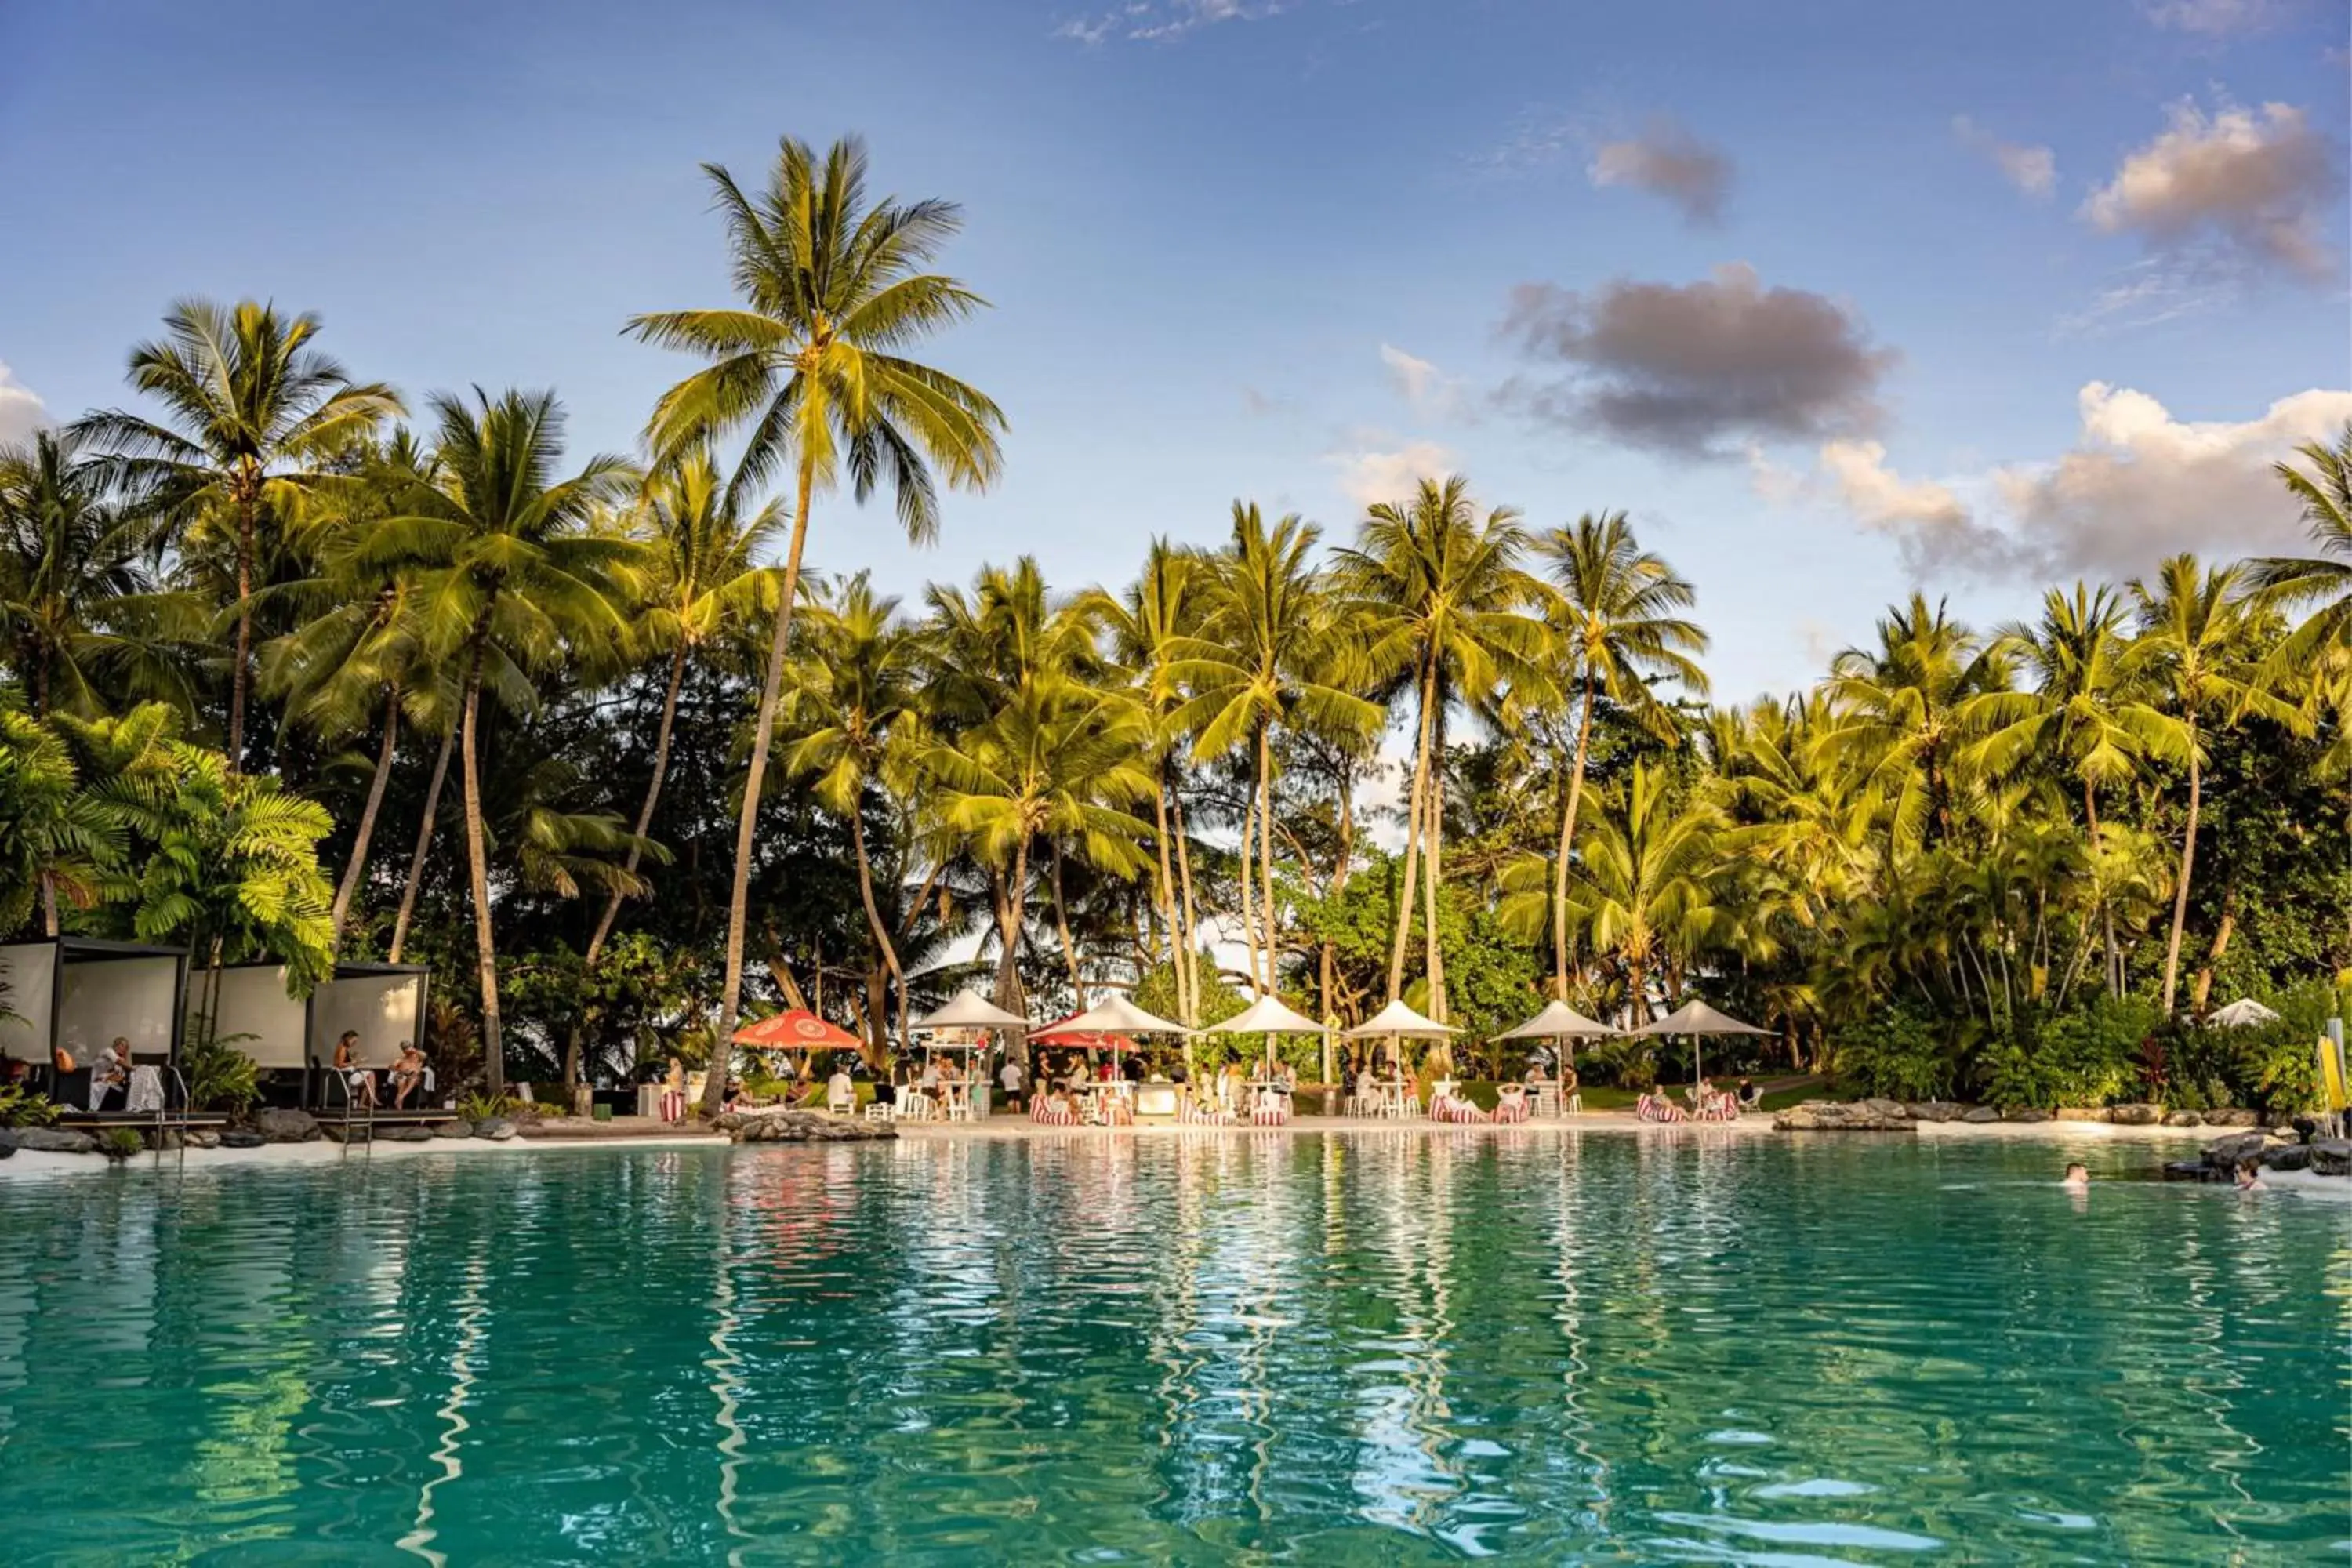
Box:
[593,1104,614,1122]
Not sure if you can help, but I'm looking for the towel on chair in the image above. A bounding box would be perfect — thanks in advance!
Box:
[125,1065,164,1115]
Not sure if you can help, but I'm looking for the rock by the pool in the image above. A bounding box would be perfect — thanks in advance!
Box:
[2261,1143,2313,1172]
[474,1118,518,1142]
[719,1109,897,1143]
[2162,1160,2212,1181]
[0,1130,14,1157]
[2202,1108,2259,1127]
[2310,1139,2351,1177]
[2109,1103,2163,1126]
[2003,1107,2054,1123]
[2161,1109,2203,1127]
[1961,1105,2002,1124]
[430,1121,473,1139]
[251,1108,321,1144]
[1773,1099,1916,1131]
[1905,1101,1969,1123]
[2054,1106,2111,1123]
[219,1128,266,1149]
[379,1124,437,1142]
[2202,1131,2272,1169]
[187,1129,220,1149]
[16,1127,99,1154]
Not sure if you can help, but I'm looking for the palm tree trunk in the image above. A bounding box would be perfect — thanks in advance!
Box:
[588,640,689,967]
[40,874,59,938]
[456,627,503,1094]
[1257,722,1279,1000]
[1151,764,1188,1025]
[1386,658,1438,1002]
[1421,763,1447,1027]
[389,720,456,964]
[851,807,906,1036]
[708,457,816,1118]
[1552,670,1596,1000]
[2161,746,2201,1016]
[997,840,1033,1073]
[332,689,401,937]
[2190,895,2234,1014]
[1050,837,1083,999]
[1236,771,1260,993]
[227,483,256,766]
[1172,787,1201,1031]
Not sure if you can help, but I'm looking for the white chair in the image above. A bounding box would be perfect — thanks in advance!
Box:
[864,1098,895,1123]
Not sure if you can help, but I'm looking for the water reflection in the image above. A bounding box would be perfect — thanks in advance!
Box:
[0,1133,2344,1563]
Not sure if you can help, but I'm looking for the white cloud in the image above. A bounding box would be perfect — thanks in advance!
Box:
[1055,0,1283,44]
[1951,115,2056,199]
[2054,257,2238,338]
[2142,0,2276,32]
[1378,343,1471,420]
[1325,437,1457,509]
[1769,383,2352,582]
[0,362,47,447]
[2082,99,2336,279]
[1585,118,1733,225]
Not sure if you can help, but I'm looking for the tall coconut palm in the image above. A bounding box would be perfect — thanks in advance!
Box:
[1530,510,1708,998]
[1331,474,1542,1019]
[2129,555,2296,1014]
[0,426,189,721]
[2250,422,2352,659]
[786,572,920,1047]
[1171,505,1377,993]
[1817,594,2009,851]
[1566,760,1725,1023]
[628,136,1005,1115]
[586,454,785,968]
[76,299,401,760]
[365,389,641,1091]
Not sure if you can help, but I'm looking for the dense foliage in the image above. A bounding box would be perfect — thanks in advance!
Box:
[2,134,2345,1111]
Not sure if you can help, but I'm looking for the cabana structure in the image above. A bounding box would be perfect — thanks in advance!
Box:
[206,961,432,1112]
[1034,994,1192,1121]
[0,938,190,1112]
[1494,1000,1620,1114]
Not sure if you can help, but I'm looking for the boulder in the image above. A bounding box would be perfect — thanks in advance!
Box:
[15,1127,98,1154]
[0,1129,16,1157]
[2202,1108,2259,1127]
[2202,1131,2271,1170]
[1961,1105,2003,1124]
[430,1121,473,1139]
[2109,1103,2163,1126]
[474,1118,518,1142]
[2161,1160,2213,1181]
[187,1129,220,1149]
[2055,1106,2110,1123]
[251,1108,321,1144]
[321,1123,358,1144]
[219,1128,265,1149]
[720,1109,898,1143]
[2162,1109,2203,1128]
[2003,1108,2053,1123]
[2261,1144,2312,1172]
[2309,1139,2351,1177]
[1905,1101,1969,1123]
[379,1124,437,1142]
[1773,1099,1916,1132]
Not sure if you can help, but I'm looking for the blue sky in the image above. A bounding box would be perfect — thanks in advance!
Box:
[3,0,2346,698]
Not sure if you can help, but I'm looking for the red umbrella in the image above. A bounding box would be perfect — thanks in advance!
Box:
[731,1009,863,1049]
[1029,1013,1139,1051]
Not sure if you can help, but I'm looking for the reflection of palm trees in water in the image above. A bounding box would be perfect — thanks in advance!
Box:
[400,1239,487,1568]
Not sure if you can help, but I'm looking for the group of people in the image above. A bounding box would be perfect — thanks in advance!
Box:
[331,1033,430,1110]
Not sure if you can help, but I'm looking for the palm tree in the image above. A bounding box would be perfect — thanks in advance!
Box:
[1332,474,1542,1019]
[586,454,785,967]
[1171,505,1379,993]
[628,135,1004,1116]
[0,696,122,937]
[2129,555,2296,1014]
[1565,760,1725,1023]
[1531,511,1708,999]
[1817,594,2009,851]
[76,299,401,760]
[366,389,640,1091]
[786,573,920,1047]
[2250,422,2352,659]
[0,428,189,721]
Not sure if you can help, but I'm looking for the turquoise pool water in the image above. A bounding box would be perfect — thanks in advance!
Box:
[1,1132,2344,1564]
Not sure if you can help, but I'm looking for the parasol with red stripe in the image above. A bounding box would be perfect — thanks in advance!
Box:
[731,1008,864,1049]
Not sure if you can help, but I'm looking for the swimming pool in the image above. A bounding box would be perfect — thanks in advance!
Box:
[1,1132,2343,1563]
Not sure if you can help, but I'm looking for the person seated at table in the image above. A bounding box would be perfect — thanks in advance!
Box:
[91,1040,132,1111]
[1737,1076,1762,1112]
[1526,1058,1551,1085]
[333,1030,379,1109]
[1278,1061,1299,1091]
[826,1063,855,1114]
[390,1042,428,1108]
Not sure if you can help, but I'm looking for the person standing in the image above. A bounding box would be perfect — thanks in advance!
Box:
[998,1054,1025,1112]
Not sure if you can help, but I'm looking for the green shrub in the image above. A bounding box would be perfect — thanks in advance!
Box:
[97,1127,145,1160]
[1832,1006,1954,1102]
[2031,995,2157,1105]
[0,1082,60,1128]
[178,1020,260,1113]
[457,1091,519,1123]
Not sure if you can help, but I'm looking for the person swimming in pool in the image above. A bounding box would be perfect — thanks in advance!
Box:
[2061,1163,2089,1191]
[2234,1159,2267,1192]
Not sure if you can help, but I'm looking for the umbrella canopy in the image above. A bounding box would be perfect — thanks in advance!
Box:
[911,989,1031,1031]
[731,1008,863,1050]
[1206,995,1327,1034]
[1632,999,1769,1036]
[1345,998,1457,1038]
[2206,998,2281,1029]
[1035,993,1192,1036]
[1496,1000,1620,1040]
[1028,1011,1139,1051]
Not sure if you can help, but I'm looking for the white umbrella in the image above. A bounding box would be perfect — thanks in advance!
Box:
[1034,993,1192,1036]
[1497,999,1620,1039]
[2205,998,2281,1029]
[1632,998,1769,1089]
[1207,993,1325,1076]
[911,989,1031,1031]
[1345,998,1457,1037]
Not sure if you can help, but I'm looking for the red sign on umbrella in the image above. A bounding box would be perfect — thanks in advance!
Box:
[731,1009,864,1049]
